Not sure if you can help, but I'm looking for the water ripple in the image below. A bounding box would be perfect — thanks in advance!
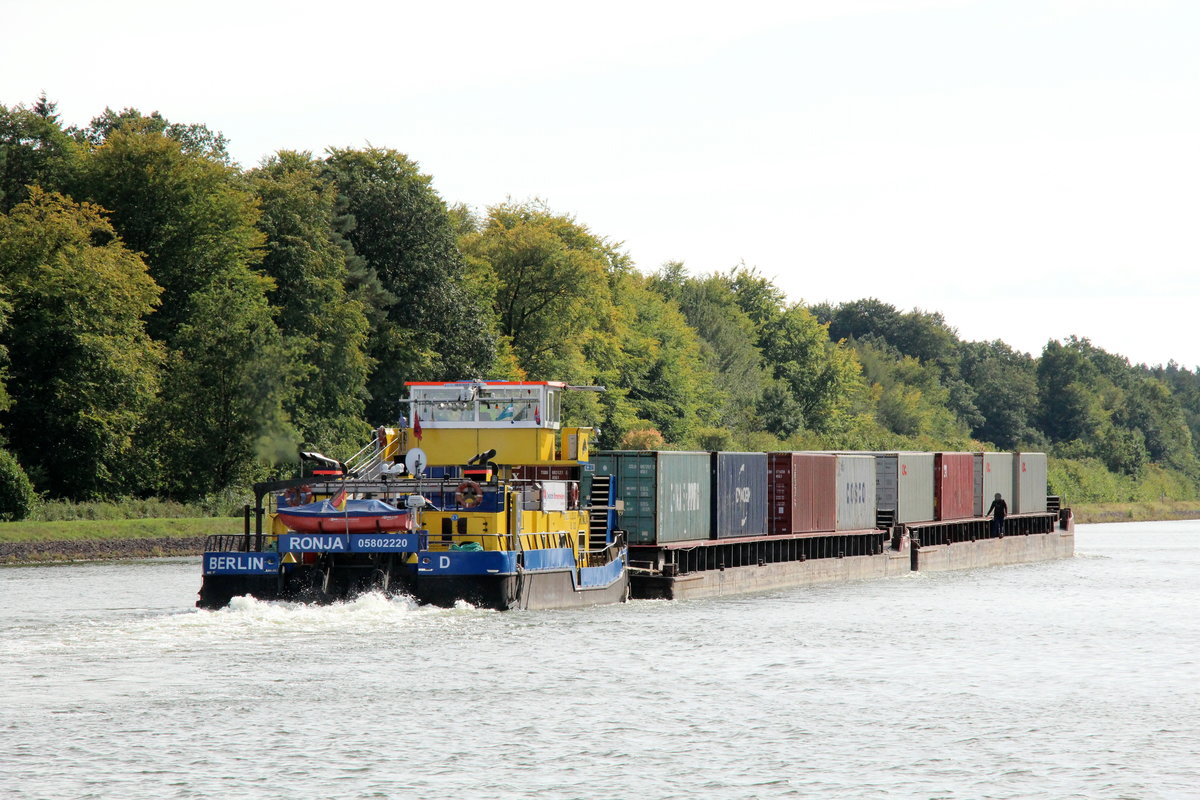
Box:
[3,525,1200,799]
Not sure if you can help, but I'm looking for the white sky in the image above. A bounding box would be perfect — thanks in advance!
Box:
[4,0,1198,367]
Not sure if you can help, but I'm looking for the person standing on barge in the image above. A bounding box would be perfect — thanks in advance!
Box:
[986,492,1008,536]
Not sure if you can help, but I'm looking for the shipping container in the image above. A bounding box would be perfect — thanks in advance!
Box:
[835,454,877,531]
[711,452,768,538]
[934,452,975,520]
[1012,452,1048,514]
[767,453,837,534]
[591,451,712,544]
[873,452,934,524]
[973,452,1014,517]
[511,465,579,481]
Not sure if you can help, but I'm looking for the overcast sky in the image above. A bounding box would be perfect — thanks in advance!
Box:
[4,0,1198,367]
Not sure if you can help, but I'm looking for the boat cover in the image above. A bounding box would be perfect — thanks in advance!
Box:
[280,498,405,518]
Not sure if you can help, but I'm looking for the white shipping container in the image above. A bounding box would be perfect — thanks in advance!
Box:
[835,454,877,531]
[974,452,1015,516]
[1012,452,1048,514]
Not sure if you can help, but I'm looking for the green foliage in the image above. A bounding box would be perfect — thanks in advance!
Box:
[464,204,718,448]
[693,426,734,451]
[0,95,82,211]
[1037,337,1195,477]
[856,341,973,445]
[1123,376,1198,475]
[1049,458,1194,504]
[30,493,247,521]
[150,273,295,499]
[324,147,495,421]
[0,447,34,520]
[0,95,81,212]
[756,381,806,438]
[72,119,264,341]
[0,517,239,545]
[755,302,866,435]
[819,297,983,434]
[958,340,1041,448]
[0,189,163,498]
[650,263,767,432]
[250,151,372,455]
[462,200,612,378]
[74,107,231,163]
[820,298,959,369]
[69,121,292,498]
[609,273,718,445]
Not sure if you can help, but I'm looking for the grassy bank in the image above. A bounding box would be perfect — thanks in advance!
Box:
[0,516,241,543]
[1071,501,1200,524]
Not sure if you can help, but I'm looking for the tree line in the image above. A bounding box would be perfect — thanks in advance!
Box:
[2,95,1199,518]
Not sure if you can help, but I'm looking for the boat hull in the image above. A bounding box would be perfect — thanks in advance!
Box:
[197,548,629,611]
[411,569,628,610]
[631,520,1074,601]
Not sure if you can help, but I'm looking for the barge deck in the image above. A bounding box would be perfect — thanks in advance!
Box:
[629,510,1074,600]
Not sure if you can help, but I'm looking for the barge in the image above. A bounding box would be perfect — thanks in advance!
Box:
[197,382,1073,611]
[616,450,1073,600]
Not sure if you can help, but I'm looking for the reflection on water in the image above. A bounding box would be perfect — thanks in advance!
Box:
[3,523,1199,799]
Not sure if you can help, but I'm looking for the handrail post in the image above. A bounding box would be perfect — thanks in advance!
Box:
[254,487,265,553]
[243,504,251,552]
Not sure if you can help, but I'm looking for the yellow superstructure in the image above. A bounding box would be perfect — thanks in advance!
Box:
[266,382,603,560]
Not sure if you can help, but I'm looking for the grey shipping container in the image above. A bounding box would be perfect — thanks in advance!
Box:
[712,452,768,538]
[973,452,1014,517]
[873,452,934,524]
[835,454,877,531]
[1012,452,1048,514]
[591,451,712,544]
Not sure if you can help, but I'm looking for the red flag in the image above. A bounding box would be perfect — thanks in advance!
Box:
[331,487,347,511]
[534,404,541,425]
[413,410,423,442]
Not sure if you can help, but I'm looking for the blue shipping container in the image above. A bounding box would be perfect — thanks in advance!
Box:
[712,452,768,538]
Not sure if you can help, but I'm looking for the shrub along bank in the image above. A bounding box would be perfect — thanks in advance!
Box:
[1049,458,1197,505]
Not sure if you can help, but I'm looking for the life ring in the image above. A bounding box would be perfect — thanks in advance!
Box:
[456,480,483,509]
[297,484,314,505]
[283,487,300,507]
[569,482,580,508]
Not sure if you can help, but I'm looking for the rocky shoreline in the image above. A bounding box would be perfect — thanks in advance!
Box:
[0,537,207,565]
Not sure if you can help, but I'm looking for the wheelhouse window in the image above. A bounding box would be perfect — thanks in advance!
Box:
[409,383,562,428]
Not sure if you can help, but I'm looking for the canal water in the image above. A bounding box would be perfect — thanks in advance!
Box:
[3,522,1198,799]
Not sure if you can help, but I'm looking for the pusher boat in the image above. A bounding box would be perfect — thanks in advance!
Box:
[197,381,628,611]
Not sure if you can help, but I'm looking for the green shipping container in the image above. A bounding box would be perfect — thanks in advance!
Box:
[592,451,712,544]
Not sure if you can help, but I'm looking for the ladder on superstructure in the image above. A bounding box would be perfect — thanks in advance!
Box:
[588,474,614,547]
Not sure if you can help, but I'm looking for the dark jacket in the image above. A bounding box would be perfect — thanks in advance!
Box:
[986,498,1008,519]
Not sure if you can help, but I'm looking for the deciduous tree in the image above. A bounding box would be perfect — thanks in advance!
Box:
[251,151,372,454]
[0,95,81,212]
[0,189,163,498]
[324,147,495,421]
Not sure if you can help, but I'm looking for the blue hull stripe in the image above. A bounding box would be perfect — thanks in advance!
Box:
[417,547,627,592]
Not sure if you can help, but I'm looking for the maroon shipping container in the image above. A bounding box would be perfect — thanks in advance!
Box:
[768,453,837,534]
[511,465,579,481]
[935,452,975,520]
